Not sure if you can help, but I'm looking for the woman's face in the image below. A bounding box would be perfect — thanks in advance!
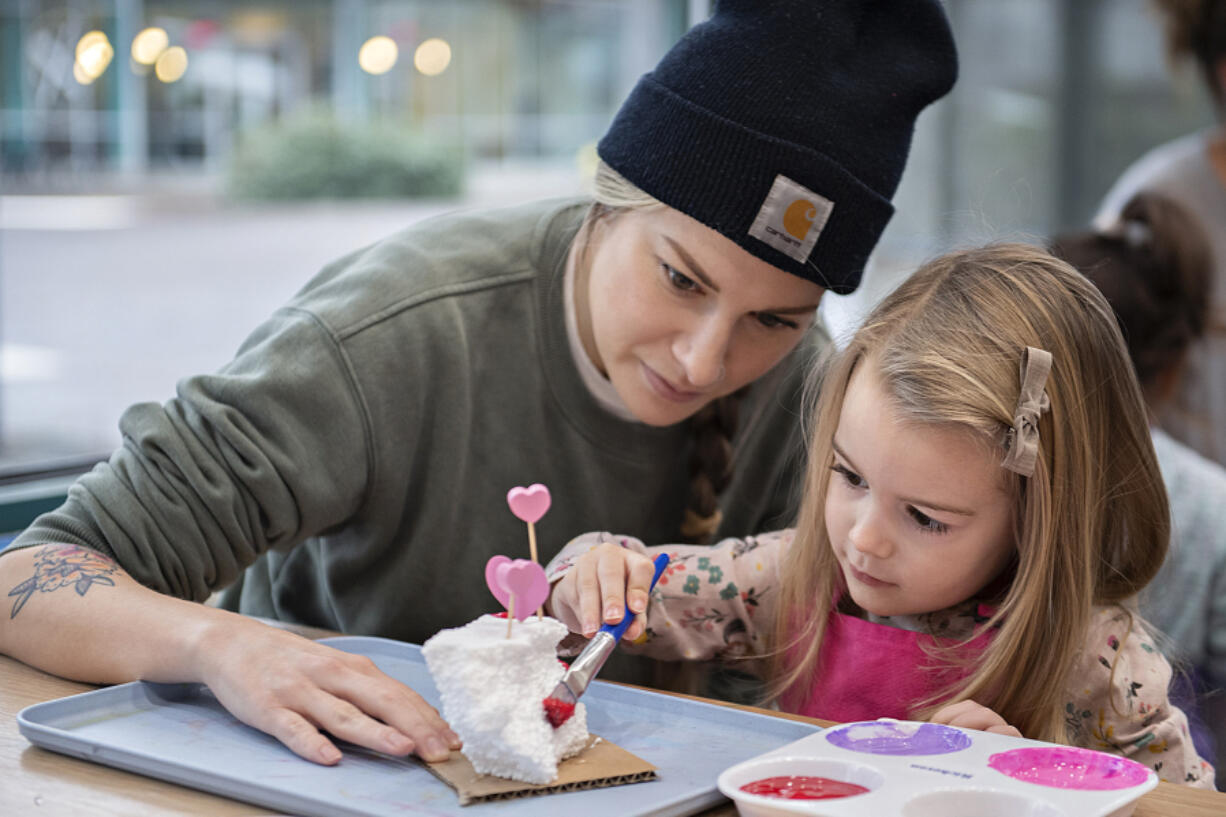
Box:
[576,206,824,427]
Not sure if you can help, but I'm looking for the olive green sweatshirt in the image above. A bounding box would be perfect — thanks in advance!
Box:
[11,199,824,662]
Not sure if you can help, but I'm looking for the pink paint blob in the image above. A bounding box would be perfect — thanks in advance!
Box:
[740,775,870,800]
[988,746,1152,791]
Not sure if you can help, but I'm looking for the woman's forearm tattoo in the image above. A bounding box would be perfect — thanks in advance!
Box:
[8,545,118,618]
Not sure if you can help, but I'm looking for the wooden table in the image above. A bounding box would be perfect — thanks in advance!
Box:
[2,622,1222,816]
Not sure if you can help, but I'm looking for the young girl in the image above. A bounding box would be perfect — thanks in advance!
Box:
[548,243,1216,787]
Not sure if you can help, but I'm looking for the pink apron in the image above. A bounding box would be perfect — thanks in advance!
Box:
[782,608,997,722]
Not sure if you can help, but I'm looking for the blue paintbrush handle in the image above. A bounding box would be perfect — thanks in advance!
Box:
[600,552,670,642]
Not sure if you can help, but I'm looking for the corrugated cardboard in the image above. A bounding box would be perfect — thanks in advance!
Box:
[426,735,658,805]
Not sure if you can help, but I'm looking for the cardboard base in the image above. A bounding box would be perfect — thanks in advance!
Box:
[425,735,658,805]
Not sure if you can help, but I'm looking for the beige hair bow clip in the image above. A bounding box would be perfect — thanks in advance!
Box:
[1001,346,1052,477]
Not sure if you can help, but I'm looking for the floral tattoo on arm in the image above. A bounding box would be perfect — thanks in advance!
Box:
[8,545,119,618]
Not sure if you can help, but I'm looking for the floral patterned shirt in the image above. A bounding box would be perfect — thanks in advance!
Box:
[545,529,1215,789]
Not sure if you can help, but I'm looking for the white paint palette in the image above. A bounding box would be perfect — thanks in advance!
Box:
[717,719,1158,817]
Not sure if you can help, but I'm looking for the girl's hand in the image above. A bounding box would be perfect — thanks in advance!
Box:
[549,542,657,640]
[194,616,462,766]
[930,699,1023,737]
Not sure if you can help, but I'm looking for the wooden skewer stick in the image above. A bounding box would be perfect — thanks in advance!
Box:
[528,522,544,619]
[507,595,516,639]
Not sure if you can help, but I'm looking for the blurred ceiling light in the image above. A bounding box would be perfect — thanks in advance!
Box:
[72,61,95,85]
[359,35,398,75]
[414,38,451,76]
[75,31,114,82]
[131,27,169,65]
[155,46,188,82]
[75,30,108,62]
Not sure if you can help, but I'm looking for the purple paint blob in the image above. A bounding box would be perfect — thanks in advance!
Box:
[825,721,972,756]
[988,747,1152,791]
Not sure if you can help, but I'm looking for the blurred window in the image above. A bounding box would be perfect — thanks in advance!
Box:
[822,0,1216,340]
[0,0,1217,475]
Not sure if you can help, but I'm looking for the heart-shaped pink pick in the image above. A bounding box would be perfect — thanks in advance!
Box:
[506,484,551,524]
[484,555,549,620]
[485,556,513,608]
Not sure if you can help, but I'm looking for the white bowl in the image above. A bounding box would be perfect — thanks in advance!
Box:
[717,754,884,817]
[902,788,1069,817]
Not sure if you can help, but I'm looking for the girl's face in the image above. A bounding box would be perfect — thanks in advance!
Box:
[575,207,824,427]
[825,360,1017,617]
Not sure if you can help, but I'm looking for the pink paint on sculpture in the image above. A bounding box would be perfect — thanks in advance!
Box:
[506,484,552,524]
[988,746,1153,791]
[484,555,549,620]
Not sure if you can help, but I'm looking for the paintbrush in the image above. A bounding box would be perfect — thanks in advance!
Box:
[543,553,670,728]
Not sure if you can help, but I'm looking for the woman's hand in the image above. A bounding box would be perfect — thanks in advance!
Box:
[193,616,462,766]
[549,542,657,640]
[930,699,1023,737]
[0,545,459,767]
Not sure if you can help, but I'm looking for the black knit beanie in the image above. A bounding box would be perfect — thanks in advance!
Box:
[597,0,958,294]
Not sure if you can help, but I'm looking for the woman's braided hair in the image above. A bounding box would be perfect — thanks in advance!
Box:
[679,390,746,543]
[586,160,744,543]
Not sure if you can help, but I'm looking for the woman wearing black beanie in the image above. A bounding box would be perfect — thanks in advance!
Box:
[0,0,957,766]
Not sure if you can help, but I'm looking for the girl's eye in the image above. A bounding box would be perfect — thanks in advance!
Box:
[664,263,700,292]
[830,463,866,489]
[907,506,950,534]
[754,312,799,330]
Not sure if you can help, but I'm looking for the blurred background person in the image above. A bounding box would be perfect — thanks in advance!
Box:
[1053,190,1225,789]
[1096,0,1226,467]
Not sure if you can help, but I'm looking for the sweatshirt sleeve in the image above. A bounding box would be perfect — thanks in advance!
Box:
[545,529,792,663]
[1064,607,1216,788]
[4,308,371,602]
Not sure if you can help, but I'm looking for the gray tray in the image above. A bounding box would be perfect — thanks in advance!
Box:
[18,635,819,816]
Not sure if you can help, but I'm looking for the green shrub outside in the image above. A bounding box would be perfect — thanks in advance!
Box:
[226,110,463,200]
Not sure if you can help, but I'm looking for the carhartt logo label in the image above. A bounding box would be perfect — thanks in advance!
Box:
[783,199,819,240]
[749,174,833,264]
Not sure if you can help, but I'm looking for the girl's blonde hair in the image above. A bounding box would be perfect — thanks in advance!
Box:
[768,243,1170,742]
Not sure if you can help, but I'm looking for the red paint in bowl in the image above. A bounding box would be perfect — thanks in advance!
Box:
[740,775,870,800]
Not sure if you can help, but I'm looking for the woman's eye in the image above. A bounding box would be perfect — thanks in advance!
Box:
[830,463,866,489]
[755,312,797,330]
[664,263,699,292]
[907,506,950,534]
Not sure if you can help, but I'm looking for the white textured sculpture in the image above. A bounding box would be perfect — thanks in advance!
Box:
[422,614,589,784]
